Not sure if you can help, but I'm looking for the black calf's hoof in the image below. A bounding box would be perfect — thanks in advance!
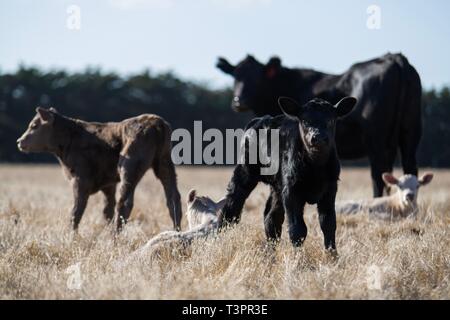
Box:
[326,248,339,260]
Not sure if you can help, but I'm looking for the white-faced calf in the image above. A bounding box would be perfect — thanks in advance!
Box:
[17,108,182,232]
[336,172,434,219]
[135,190,225,251]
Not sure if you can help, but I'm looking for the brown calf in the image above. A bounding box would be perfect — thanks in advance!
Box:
[17,108,182,231]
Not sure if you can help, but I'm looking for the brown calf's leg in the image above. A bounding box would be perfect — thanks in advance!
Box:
[153,154,182,231]
[116,158,146,232]
[101,184,116,223]
[71,181,89,231]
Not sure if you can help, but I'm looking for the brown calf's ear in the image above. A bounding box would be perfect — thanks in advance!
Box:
[278,96,301,118]
[36,107,54,123]
[187,189,196,203]
[419,173,434,186]
[216,57,235,75]
[382,172,399,185]
[335,97,357,118]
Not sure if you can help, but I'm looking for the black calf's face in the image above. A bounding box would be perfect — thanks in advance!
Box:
[17,108,57,153]
[216,55,281,112]
[279,97,357,162]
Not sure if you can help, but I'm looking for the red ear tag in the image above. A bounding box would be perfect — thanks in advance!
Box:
[266,67,277,79]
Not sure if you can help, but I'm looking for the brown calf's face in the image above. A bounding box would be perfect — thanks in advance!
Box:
[382,172,434,206]
[17,108,57,153]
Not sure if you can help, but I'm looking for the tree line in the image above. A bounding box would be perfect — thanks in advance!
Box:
[0,66,449,167]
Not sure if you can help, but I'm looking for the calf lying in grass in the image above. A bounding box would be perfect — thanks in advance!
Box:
[113,190,224,269]
[336,172,434,219]
[113,190,225,270]
[133,190,225,255]
[17,108,182,232]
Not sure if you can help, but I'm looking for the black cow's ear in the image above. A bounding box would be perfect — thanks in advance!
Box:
[36,107,54,123]
[216,57,235,75]
[246,54,256,61]
[335,97,357,118]
[265,56,281,79]
[278,97,300,118]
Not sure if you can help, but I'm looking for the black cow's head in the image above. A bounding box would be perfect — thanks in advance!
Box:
[216,55,282,113]
[278,97,357,163]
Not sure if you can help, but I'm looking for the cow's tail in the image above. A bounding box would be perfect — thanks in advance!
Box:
[391,54,422,176]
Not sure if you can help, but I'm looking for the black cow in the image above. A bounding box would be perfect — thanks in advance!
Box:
[218,96,357,251]
[216,53,422,197]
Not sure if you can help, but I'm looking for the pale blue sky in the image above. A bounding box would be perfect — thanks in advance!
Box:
[1,0,449,88]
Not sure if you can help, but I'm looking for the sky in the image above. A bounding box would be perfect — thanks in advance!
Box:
[1,0,449,89]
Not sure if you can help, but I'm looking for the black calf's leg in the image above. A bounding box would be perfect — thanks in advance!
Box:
[264,189,285,242]
[219,164,258,227]
[317,185,338,251]
[101,185,116,223]
[282,190,306,247]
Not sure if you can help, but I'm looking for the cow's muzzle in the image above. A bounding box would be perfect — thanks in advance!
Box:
[16,138,28,153]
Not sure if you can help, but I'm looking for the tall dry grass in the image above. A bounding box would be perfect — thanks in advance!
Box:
[0,165,448,299]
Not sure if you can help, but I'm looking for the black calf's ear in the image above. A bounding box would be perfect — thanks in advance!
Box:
[278,97,301,118]
[216,57,235,75]
[335,97,357,117]
[36,107,54,123]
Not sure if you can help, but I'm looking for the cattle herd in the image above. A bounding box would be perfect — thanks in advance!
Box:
[16,53,433,254]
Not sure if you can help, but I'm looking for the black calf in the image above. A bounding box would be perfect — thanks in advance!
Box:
[218,97,357,250]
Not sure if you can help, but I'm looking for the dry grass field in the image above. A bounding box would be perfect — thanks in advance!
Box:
[0,165,449,299]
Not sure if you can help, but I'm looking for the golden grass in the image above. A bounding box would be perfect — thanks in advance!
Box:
[0,165,449,299]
